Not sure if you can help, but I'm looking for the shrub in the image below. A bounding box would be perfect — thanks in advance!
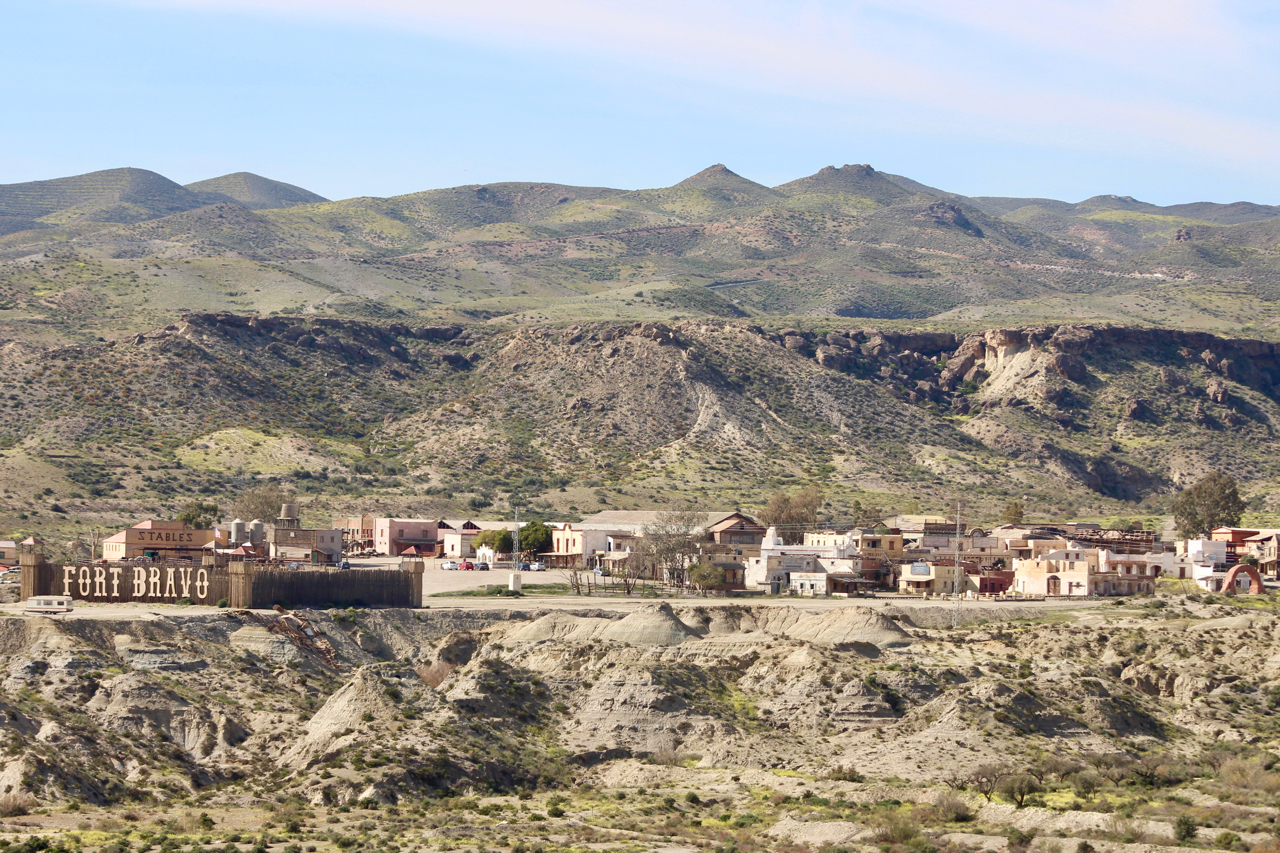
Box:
[651,745,682,766]
[1009,829,1038,853]
[1174,814,1198,843]
[871,812,921,845]
[934,791,973,823]
[216,598,229,608]
[0,793,33,817]
[824,765,866,782]
[1106,816,1142,844]
[1215,832,1242,850]
[547,806,564,818]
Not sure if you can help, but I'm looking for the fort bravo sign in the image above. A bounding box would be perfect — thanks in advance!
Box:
[58,563,217,602]
[19,546,425,609]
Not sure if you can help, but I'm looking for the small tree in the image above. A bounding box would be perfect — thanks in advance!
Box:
[970,764,1010,801]
[997,774,1043,808]
[233,482,296,523]
[1087,752,1133,784]
[758,485,823,544]
[518,521,552,558]
[1172,472,1246,538]
[177,501,219,530]
[1174,814,1198,843]
[1000,501,1025,525]
[1071,771,1101,799]
[848,500,884,529]
[688,562,726,596]
[473,529,514,554]
[637,507,707,587]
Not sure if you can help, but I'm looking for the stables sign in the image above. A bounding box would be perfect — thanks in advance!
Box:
[45,562,229,605]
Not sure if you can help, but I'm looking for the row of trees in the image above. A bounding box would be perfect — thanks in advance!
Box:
[472,522,552,559]
[993,472,1247,539]
[175,483,300,531]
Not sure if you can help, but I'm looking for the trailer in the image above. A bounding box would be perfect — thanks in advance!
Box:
[23,595,73,615]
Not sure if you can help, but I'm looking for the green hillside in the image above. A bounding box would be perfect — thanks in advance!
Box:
[185,171,328,209]
[3,163,1280,342]
[775,163,916,206]
[0,167,207,227]
[4,313,1280,546]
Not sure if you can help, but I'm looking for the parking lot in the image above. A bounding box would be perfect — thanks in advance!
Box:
[346,555,536,597]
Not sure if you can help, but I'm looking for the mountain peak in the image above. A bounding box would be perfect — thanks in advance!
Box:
[0,167,205,224]
[670,164,781,200]
[774,163,912,204]
[1076,194,1152,210]
[186,172,327,210]
[819,164,875,178]
[678,164,741,184]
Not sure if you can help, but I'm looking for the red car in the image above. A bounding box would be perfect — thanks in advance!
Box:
[459,560,475,571]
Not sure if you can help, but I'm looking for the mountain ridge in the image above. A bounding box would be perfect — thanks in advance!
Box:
[4,162,1280,345]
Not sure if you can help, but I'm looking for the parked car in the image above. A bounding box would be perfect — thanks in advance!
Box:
[530,561,546,572]
[459,560,475,571]
[339,559,351,570]
[441,560,460,571]
[518,562,531,572]
[477,562,490,572]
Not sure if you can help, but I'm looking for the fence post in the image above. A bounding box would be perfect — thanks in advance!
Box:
[18,539,46,602]
[228,559,254,609]
[401,558,425,607]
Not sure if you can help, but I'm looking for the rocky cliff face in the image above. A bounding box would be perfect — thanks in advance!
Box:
[2,313,1280,536]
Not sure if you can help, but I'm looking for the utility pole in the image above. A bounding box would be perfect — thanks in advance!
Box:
[513,506,520,567]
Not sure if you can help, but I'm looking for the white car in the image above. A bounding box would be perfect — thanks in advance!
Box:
[529,562,546,572]
[441,560,460,571]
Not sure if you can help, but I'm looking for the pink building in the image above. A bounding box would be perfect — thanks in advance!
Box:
[373,518,440,557]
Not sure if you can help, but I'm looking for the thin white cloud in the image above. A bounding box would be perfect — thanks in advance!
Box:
[96,0,1280,171]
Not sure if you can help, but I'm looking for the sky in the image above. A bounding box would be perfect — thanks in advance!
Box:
[3,0,1279,205]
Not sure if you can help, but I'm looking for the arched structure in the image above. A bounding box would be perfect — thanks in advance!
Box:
[1222,563,1264,595]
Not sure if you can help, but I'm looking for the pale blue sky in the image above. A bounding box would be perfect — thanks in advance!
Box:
[4,0,1279,205]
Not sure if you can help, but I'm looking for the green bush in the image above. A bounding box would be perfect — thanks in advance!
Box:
[871,812,921,844]
[1174,814,1198,843]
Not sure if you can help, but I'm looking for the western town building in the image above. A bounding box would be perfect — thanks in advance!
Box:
[333,513,375,551]
[374,517,440,557]
[101,520,215,561]
[269,504,342,564]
